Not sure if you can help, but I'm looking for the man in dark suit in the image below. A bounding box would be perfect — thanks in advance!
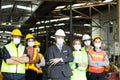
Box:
[48,29,73,80]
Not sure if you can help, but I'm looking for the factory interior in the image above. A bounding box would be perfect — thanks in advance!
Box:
[0,0,120,80]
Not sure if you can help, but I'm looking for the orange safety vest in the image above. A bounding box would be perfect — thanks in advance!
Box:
[37,53,43,74]
[26,48,39,72]
[88,50,106,73]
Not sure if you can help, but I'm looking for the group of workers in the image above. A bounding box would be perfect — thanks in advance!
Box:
[47,29,109,80]
[1,29,45,80]
[0,28,109,80]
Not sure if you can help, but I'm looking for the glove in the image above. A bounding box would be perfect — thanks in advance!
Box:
[36,63,41,68]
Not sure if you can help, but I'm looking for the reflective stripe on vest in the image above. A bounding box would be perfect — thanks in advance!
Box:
[88,50,106,73]
[26,48,38,72]
[1,42,25,74]
[37,54,43,74]
[26,63,38,72]
[33,49,37,60]
[37,68,43,74]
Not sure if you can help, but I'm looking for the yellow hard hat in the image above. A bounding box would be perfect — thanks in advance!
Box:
[11,29,22,36]
[34,41,41,46]
[25,33,34,40]
[93,36,102,41]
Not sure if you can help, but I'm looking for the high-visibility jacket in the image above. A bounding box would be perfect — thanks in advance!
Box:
[37,53,43,74]
[81,46,93,53]
[69,50,88,80]
[88,50,106,73]
[1,41,25,74]
[26,48,39,72]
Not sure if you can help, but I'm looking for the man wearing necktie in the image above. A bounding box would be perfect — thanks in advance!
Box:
[48,29,73,80]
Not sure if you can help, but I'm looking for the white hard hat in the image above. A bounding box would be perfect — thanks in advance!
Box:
[55,29,66,36]
[82,34,91,41]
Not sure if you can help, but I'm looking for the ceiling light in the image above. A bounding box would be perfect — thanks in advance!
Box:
[76,34,82,37]
[72,3,86,7]
[3,40,7,43]
[50,36,55,39]
[50,19,58,22]
[59,18,69,21]
[1,5,13,9]
[0,31,3,33]
[36,21,40,24]
[17,5,38,11]
[8,23,12,25]
[38,26,44,29]
[1,23,7,25]
[75,16,82,18]
[104,0,113,2]
[16,25,21,28]
[5,31,11,34]
[54,23,65,26]
[55,5,65,9]
[84,24,91,27]
[65,31,70,34]
[17,5,31,11]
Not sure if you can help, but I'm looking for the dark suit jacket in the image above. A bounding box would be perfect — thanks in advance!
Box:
[48,44,73,78]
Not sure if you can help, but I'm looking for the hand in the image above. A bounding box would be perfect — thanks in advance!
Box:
[36,63,41,68]
[78,63,87,67]
[90,61,98,64]
[50,58,61,65]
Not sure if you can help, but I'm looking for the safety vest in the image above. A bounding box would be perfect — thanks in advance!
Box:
[1,41,25,74]
[69,50,88,71]
[26,48,39,72]
[37,53,43,74]
[69,51,88,80]
[88,50,106,73]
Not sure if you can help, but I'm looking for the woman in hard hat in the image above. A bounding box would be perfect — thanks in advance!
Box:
[88,36,109,80]
[34,41,45,80]
[82,34,92,52]
[1,29,29,80]
[69,38,88,80]
[81,34,93,80]
[25,33,40,80]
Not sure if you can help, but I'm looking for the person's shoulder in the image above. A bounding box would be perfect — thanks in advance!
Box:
[49,44,56,49]
[101,50,106,55]
[63,45,71,49]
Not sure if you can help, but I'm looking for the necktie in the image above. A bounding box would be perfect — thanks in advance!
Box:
[59,46,62,52]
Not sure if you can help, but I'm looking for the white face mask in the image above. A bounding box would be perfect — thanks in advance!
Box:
[13,38,21,45]
[94,43,101,48]
[28,42,34,47]
[56,38,64,45]
[84,41,91,46]
[74,45,81,51]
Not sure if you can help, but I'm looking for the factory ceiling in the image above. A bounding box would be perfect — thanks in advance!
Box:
[0,0,117,47]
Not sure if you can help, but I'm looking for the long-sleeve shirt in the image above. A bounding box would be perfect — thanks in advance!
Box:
[36,55,45,68]
[88,50,109,67]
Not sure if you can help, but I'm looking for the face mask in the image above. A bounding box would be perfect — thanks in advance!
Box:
[56,38,64,45]
[74,45,81,51]
[13,38,20,45]
[28,42,34,47]
[94,43,101,48]
[84,41,91,46]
